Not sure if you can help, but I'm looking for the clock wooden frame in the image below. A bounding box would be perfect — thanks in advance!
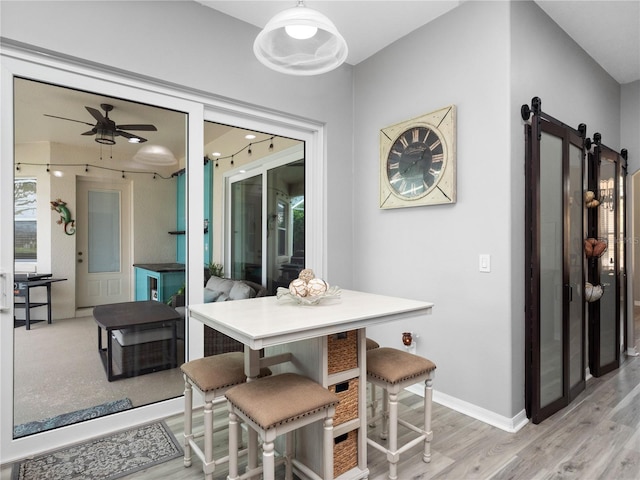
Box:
[379,105,456,209]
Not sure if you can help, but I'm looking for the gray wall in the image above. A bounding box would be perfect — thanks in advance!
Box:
[353,0,515,418]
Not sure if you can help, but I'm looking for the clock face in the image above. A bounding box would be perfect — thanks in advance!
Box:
[380,105,456,209]
[386,126,444,199]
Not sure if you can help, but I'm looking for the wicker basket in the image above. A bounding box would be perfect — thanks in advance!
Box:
[329,378,359,426]
[204,326,244,356]
[327,330,358,374]
[112,337,174,374]
[334,429,358,477]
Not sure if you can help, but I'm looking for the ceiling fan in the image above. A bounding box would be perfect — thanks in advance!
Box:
[44,103,157,145]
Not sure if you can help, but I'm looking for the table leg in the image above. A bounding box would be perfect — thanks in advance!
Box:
[24,286,31,330]
[171,321,178,367]
[46,282,53,325]
[107,328,114,381]
[244,347,262,380]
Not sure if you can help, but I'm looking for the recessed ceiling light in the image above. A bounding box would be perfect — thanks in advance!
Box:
[245,134,256,140]
[211,152,221,157]
[128,137,141,144]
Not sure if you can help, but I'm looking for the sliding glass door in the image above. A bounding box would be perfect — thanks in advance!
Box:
[227,145,305,294]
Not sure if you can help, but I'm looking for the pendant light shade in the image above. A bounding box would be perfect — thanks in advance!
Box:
[133,145,178,166]
[253,1,348,76]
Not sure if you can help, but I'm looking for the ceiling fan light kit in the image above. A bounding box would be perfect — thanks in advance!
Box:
[44,103,158,147]
[95,129,115,145]
[253,0,348,76]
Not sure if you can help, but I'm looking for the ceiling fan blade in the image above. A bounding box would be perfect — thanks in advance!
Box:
[116,124,157,131]
[81,129,97,136]
[44,114,95,127]
[85,106,107,124]
[116,130,148,143]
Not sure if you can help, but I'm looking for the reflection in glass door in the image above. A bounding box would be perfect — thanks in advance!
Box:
[227,146,305,294]
[230,174,263,283]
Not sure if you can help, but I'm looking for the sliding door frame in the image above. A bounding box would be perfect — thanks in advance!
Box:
[1,40,326,464]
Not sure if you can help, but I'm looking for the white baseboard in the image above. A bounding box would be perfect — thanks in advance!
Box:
[406,384,529,433]
[75,308,94,318]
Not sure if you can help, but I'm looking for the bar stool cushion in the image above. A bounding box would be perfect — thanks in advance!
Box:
[180,352,270,392]
[366,338,380,350]
[226,372,340,430]
[367,347,436,385]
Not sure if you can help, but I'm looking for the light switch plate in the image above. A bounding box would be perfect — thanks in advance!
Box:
[479,254,491,273]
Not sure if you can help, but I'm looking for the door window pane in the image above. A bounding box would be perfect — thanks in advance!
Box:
[88,190,120,273]
[568,143,583,389]
[598,158,617,365]
[539,131,563,408]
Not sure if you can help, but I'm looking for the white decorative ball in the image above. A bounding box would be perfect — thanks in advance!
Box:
[307,278,328,296]
[289,278,308,297]
[298,268,315,283]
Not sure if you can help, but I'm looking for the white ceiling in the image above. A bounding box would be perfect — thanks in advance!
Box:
[198,0,640,84]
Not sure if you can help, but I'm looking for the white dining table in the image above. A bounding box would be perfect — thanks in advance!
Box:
[188,288,434,479]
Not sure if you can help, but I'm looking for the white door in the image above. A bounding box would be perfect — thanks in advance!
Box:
[76,178,132,307]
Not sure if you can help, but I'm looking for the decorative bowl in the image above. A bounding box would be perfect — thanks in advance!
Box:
[276,285,341,305]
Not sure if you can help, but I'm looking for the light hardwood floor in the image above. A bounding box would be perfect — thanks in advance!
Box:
[4,316,639,480]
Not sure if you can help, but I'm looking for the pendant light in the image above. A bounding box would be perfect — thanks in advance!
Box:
[133,145,178,166]
[253,0,348,76]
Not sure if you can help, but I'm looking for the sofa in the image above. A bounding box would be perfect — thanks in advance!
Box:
[172,275,268,356]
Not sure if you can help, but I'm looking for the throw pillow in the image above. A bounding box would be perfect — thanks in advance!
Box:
[205,276,236,295]
[203,289,222,303]
[229,281,257,300]
[216,293,230,302]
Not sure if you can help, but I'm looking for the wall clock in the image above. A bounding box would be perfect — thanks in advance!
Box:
[379,105,456,209]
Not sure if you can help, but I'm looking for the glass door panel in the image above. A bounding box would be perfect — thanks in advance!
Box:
[598,158,617,366]
[539,130,564,409]
[266,160,305,293]
[568,142,585,394]
[589,144,625,377]
[230,174,263,282]
[88,190,121,273]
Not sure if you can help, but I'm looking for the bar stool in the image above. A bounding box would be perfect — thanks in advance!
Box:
[226,372,340,480]
[366,347,436,480]
[180,352,271,480]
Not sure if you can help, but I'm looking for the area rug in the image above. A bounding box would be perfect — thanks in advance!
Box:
[13,398,133,438]
[12,421,182,480]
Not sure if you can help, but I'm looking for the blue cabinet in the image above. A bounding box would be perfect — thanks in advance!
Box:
[134,264,185,303]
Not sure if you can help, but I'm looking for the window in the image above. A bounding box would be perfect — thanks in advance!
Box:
[14,178,37,261]
[277,200,287,256]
